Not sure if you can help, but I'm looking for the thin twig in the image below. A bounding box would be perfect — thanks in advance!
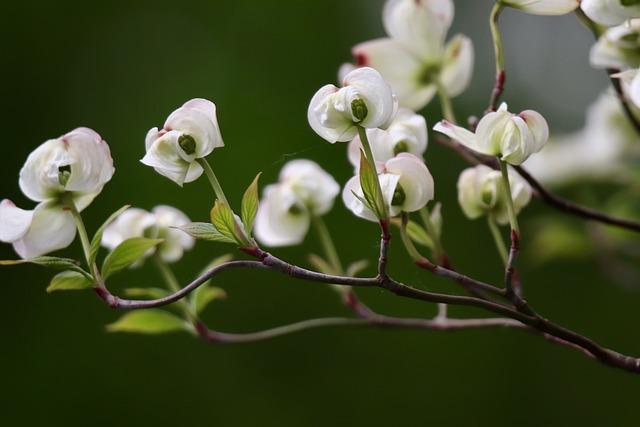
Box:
[607,69,640,135]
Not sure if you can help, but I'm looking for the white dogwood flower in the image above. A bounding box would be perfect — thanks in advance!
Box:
[0,128,114,259]
[433,103,549,165]
[502,0,579,15]
[102,205,195,263]
[590,22,640,70]
[347,0,473,110]
[254,160,340,247]
[347,108,428,170]
[582,0,640,26]
[457,165,532,225]
[142,98,224,186]
[308,67,397,143]
[342,153,434,222]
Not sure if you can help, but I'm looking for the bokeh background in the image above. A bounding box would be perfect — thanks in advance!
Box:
[1,1,638,425]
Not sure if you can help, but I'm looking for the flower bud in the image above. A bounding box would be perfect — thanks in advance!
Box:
[581,0,640,26]
[347,108,428,170]
[503,0,579,15]
[434,103,549,165]
[342,153,434,222]
[254,160,340,247]
[457,165,531,224]
[142,98,224,186]
[307,67,398,143]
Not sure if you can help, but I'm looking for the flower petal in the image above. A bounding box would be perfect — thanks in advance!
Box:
[164,98,224,158]
[141,131,196,186]
[102,208,156,250]
[0,199,33,243]
[385,153,434,212]
[62,127,115,195]
[279,159,340,216]
[383,0,453,60]
[12,202,76,259]
[254,184,310,247]
[505,0,578,15]
[307,84,357,143]
[433,120,478,149]
[440,34,474,98]
[343,67,397,130]
[342,173,400,222]
[581,0,640,26]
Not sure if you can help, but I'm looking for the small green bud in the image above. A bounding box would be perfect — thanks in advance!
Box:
[351,98,368,122]
[393,141,410,155]
[391,184,406,207]
[58,165,72,187]
[288,203,305,215]
[481,187,495,207]
[178,134,197,155]
[420,63,441,85]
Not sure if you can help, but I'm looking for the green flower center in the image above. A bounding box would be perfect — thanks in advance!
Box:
[178,134,197,155]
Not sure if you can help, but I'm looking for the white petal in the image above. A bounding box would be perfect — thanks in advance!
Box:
[164,98,224,157]
[338,63,357,84]
[474,109,514,156]
[383,0,452,60]
[433,120,478,149]
[62,127,115,195]
[589,25,640,70]
[347,129,395,170]
[141,131,196,186]
[352,38,435,110]
[581,0,640,26]
[386,108,428,157]
[102,208,156,250]
[19,139,73,202]
[278,159,340,216]
[519,109,549,153]
[630,71,640,108]
[385,153,434,212]
[343,67,397,130]
[0,199,33,243]
[307,84,357,143]
[254,184,310,247]
[12,202,76,259]
[505,0,578,15]
[440,35,474,98]
[152,205,195,257]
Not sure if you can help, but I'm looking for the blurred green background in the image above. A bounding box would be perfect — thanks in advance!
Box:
[1,1,639,425]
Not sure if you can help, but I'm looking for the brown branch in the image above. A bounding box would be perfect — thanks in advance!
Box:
[608,69,640,135]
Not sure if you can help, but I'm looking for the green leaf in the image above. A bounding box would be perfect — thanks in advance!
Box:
[406,220,434,250]
[193,287,227,315]
[346,259,369,277]
[46,271,94,293]
[0,256,92,279]
[241,172,261,234]
[210,201,250,246]
[190,254,234,313]
[89,205,131,266]
[175,222,235,243]
[106,310,186,335]
[101,237,163,279]
[359,149,385,219]
[123,287,170,299]
[308,253,336,275]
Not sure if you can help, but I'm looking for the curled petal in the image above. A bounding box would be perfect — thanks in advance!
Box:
[307,84,357,143]
[254,184,310,247]
[279,160,340,216]
[385,153,434,213]
[0,199,33,243]
[164,98,224,158]
[440,34,474,98]
[12,202,76,259]
[343,67,397,130]
[519,109,549,153]
[141,131,202,186]
[475,106,514,157]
